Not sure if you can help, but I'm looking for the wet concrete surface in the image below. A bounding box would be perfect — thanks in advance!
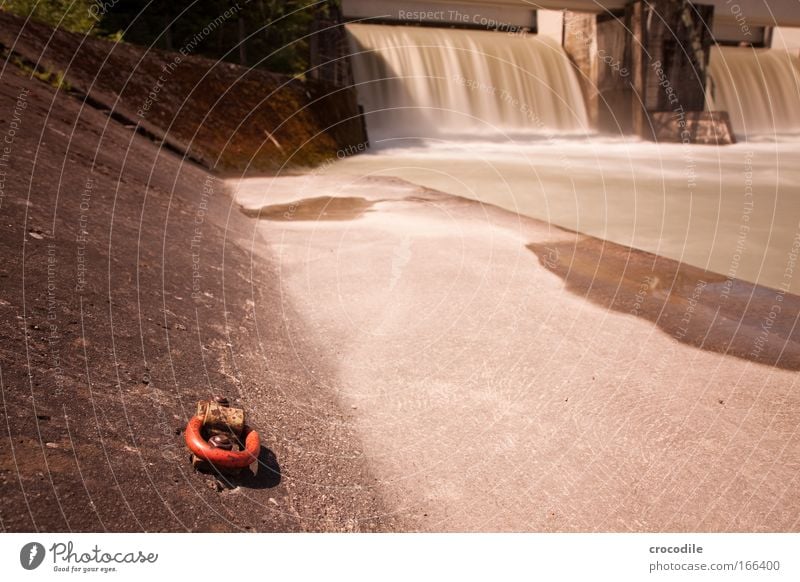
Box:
[526,238,800,371]
[0,68,395,532]
[241,196,378,221]
[234,174,800,532]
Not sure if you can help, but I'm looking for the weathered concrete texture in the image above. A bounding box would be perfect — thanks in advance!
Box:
[0,67,394,532]
[648,110,736,144]
[562,12,599,126]
[0,11,366,173]
[235,174,800,532]
[564,3,735,142]
[629,0,716,142]
[563,11,632,133]
[631,0,714,113]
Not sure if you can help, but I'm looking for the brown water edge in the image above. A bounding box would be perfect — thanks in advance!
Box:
[240,196,378,221]
[240,179,800,371]
[235,174,800,530]
[239,194,439,221]
[528,237,800,371]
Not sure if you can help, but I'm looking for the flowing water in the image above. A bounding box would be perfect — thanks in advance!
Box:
[231,24,800,530]
[708,45,800,136]
[314,25,800,294]
[346,23,589,140]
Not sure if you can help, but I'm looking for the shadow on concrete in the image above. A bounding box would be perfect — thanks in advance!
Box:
[211,447,282,490]
[238,447,282,489]
[528,236,800,371]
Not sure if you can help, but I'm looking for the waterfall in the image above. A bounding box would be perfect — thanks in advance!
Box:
[345,23,589,142]
[708,46,800,137]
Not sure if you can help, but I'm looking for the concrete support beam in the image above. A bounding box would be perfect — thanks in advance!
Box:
[649,110,735,143]
[628,0,734,143]
[562,12,599,127]
[564,1,735,143]
[308,6,370,148]
[595,13,633,133]
[563,11,633,134]
[309,5,354,87]
[629,1,714,133]
[343,0,800,28]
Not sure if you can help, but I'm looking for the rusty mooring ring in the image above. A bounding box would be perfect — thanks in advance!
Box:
[184,416,260,470]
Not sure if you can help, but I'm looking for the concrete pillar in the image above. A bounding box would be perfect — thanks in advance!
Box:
[629,0,734,143]
[562,12,600,128]
[307,5,370,149]
[564,1,734,143]
[309,5,354,87]
[563,11,634,134]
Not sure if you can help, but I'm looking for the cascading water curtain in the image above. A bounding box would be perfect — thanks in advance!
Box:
[346,23,590,142]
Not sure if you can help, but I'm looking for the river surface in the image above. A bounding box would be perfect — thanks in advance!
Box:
[319,136,800,294]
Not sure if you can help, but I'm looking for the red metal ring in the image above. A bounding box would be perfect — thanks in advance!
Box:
[184,416,260,470]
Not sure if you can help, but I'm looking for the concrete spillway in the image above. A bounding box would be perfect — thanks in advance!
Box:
[708,46,800,137]
[232,20,800,532]
[346,23,589,140]
[331,26,800,294]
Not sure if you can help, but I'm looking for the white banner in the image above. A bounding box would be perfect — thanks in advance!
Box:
[1,533,797,581]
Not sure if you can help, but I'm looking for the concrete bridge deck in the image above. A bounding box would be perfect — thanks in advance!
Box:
[343,0,800,28]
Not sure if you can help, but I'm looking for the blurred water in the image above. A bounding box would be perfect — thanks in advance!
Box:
[346,23,589,141]
[324,137,800,294]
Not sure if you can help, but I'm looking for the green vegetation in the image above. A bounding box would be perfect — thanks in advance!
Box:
[3,48,72,91]
[29,64,71,90]
[2,0,338,76]
[2,0,99,34]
